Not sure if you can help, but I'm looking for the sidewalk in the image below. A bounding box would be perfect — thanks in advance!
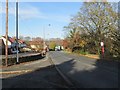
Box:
[1,54,70,88]
[1,57,50,78]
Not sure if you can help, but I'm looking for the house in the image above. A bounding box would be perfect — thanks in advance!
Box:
[18,39,26,48]
[0,36,26,55]
[0,39,5,55]
[28,40,43,52]
[0,36,16,54]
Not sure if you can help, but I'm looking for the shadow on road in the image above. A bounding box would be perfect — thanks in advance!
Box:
[55,58,118,88]
[2,65,70,89]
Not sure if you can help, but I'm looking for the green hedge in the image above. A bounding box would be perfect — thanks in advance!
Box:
[73,50,89,55]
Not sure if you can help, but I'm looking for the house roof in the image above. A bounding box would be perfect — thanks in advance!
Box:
[18,39,25,44]
[2,36,25,44]
[2,36,15,43]
[9,37,15,43]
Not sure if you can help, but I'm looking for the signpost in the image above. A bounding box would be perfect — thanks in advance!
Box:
[16,0,19,64]
[100,42,104,58]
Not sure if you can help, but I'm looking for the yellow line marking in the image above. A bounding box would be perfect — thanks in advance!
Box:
[0,70,32,74]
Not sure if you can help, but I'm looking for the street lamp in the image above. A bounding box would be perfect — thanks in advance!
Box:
[43,24,51,54]
[43,24,51,40]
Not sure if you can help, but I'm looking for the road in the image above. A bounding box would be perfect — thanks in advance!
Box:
[48,51,118,88]
[1,51,119,88]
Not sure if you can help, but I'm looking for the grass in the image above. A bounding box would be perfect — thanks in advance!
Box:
[64,50,99,59]
[64,49,120,62]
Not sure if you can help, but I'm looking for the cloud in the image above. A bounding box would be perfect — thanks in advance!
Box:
[19,6,46,20]
[0,3,71,23]
[0,4,46,20]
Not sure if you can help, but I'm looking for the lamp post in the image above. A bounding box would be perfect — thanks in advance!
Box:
[16,0,19,64]
[43,24,51,54]
[43,24,51,40]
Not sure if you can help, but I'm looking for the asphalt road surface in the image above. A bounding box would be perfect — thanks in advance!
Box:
[48,51,118,88]
[1,51,119,89]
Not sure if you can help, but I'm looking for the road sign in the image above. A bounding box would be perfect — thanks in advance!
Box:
[100,42,104,47]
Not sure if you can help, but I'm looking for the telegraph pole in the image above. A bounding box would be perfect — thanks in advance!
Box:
[5,0,8,66]
[16,0,19,64]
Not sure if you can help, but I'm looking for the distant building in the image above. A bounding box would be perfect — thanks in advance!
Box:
[48,38,63,46]
[28,40,43,52]
[0,36,26,54]
[32,37,43,41]
[18,39,26,48]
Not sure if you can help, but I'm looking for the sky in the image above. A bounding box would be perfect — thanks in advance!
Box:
[0,0,120,2]
[1,2,82,39]
[0,0,119,39]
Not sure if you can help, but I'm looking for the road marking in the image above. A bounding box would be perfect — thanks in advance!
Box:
[48,57,74,86]
[0,70,32,74]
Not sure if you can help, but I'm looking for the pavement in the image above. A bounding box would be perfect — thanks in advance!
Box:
[1,55,71,88]
[48,51,119,88]
[1,57,50,78]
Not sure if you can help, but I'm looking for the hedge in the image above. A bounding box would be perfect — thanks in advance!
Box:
[2,53,44,66]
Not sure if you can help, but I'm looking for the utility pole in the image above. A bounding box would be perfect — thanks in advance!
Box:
[16,0,19,64]
[5,0,8,66]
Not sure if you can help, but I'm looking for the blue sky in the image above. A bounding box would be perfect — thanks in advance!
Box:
[1,2,82,39]
[1,1,119,39]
